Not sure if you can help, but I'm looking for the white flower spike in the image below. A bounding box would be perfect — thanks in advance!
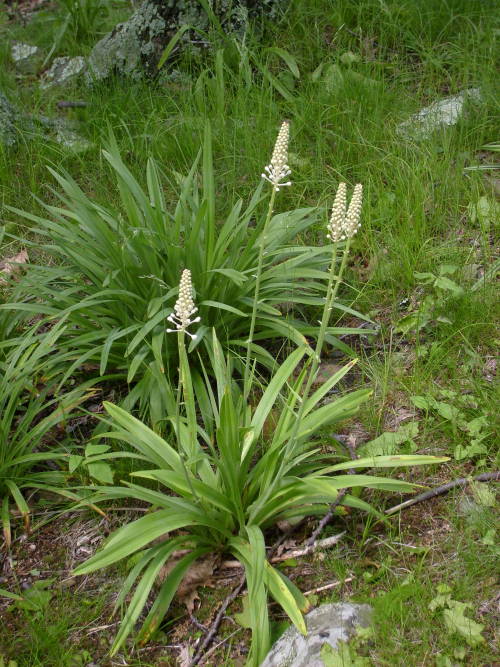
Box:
[262,120,292,191]
[326,182,347,243]
[343,183,363,240]
[326,182,363,242]
[166,269,200,339]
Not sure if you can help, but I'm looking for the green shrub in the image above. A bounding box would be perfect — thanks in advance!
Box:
[2,124,370,429]
[74,327,447,662]
[0,322,94,546]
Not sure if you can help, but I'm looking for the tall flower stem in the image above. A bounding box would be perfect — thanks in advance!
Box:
[175,329,204,510]
[292,181,362,424]
[243,188,277,400]
[248,180,363,523]
[247,240,353,524]
[279,240,351,458]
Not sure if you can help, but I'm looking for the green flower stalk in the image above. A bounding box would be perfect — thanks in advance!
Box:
[244,121,291,398]
[167,269,200,466]
[253,182,364,513]
[301,181,364,409]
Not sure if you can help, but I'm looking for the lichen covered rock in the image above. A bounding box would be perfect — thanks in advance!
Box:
[41,56,87,89]
[0,88,90,152]
[11,42,40,74]
[87,0,288,81]
[261,602,373,667]
[0,91,25,148]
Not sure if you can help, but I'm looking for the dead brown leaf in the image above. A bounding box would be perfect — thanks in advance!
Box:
[384,406,418,431]
[158,553,220,613]
[0,249,29,282]
[483,356,496,382]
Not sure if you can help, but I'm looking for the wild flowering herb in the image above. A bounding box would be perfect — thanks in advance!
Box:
[245,120,292,396]
[166,269,200,339]
[261,120,292,191]
[326,182,347,243]
[326,182,363,242]
[343,183,363,239]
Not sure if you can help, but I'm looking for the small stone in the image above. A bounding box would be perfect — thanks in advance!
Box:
[53,128,93,153]
[397,89,481,139]
[41,56,87,89]
[261,602,373,667]
[11,42,40,73]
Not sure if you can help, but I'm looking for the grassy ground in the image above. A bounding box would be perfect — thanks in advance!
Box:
[0,0,498,665]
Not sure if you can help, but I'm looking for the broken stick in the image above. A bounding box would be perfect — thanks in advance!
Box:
[385,470,500,515]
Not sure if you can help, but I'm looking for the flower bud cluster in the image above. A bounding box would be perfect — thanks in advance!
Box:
[326,182,347,243]
[262,121,292,192]
[166,269,200,338]
[326,182,363,242]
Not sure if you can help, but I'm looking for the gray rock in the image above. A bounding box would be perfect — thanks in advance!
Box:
[398,89,481,139]
[86,0,164,82]
[11,42,40,73]
[86,0,289,81]
[0,88,91,152]
[53,127,93,153]
[0,90,27,147]
[261,602,373,667]
[41,56,87,89]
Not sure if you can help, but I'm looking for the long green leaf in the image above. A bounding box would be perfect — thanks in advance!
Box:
[251,346,308,445]
[323,454,450,474]
[73,510,198,574]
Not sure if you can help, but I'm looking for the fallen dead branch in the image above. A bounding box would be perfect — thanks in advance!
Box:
[385,470,500,515]
[307,435,358,546]
[220,532,346,570]
[188,575,246,667]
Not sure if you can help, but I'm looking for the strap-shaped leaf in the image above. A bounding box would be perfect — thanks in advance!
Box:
[302,474,418,494]
[110,541,187,655]
[73,510,198,574]
[103,402,183,473]
[266,564,308,634]
[132,469,234,516]
[251,346,308,443]
[136,545,211,646]
[303,359,358,416]
[323,454,450,473]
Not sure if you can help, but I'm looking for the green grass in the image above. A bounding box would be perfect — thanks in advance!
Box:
[0,0,498,664]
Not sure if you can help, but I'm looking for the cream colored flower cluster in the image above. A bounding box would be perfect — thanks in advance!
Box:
[327,183,363,242]
[262,121,292,192]
[166,269,200,338]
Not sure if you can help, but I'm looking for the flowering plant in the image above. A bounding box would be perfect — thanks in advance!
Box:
[1,124,371,429]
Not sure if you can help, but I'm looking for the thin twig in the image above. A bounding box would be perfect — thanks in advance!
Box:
[220,532,346,569]
[303,576,355,596]
[196,628,242,666]
[307,436,358,546]
[385,471,500,515]
[86,621,120,635]
[188,576,246,667]
[189,613,209,634]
